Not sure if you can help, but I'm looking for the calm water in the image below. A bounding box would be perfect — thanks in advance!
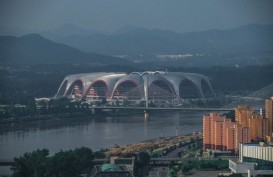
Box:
[0,111,208,160]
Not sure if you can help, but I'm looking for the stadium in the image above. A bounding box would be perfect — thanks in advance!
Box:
[55,71,215,104]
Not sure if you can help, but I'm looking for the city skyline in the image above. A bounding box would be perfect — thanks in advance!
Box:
[0,1,273,176]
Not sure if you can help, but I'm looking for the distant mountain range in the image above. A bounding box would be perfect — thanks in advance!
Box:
[0,34,131,65]
[0,23,108,37]
[2,23,273,56]
[43,24,273,56]
[0,23,272,67]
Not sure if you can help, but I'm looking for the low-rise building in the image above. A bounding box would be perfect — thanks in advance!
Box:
[229,142,273,177]
[110,156,135,172]
[90,164,134,177]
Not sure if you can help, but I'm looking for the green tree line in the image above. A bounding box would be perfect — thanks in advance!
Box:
[11,147,94,177]
[170,160,229,177]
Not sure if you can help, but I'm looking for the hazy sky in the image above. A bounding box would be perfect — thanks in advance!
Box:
[0,0,273,32]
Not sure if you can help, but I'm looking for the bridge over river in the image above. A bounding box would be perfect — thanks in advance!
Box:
[91,82,272,112]
[91,106,235,112]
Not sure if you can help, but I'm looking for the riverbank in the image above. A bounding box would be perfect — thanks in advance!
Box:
[0,110,204,160]
[0,133,203,176]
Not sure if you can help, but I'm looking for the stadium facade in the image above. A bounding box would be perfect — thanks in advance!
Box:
[55,71,215,102]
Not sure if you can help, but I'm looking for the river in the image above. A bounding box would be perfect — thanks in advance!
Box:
[0,110,209,160]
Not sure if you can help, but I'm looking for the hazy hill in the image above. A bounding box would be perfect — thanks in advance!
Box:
[0,26,35,36]
[0,24,107,37]
[49,24,273,56]
[49,23,107,36]
[0,34,131,65]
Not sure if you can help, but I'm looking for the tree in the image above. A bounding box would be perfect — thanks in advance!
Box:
[223,111,235,121]
[46,147,94,177]
[74,147,94,173]
[11,149,49,177]
[133,161,145,177]
[138,152,150,166]
[180,163,193,173]
[148,102,156,107]
[101,98,107,105]
[11,147,94,177]
[94,151,106,159]
[199,149,204,157]
[115,99,119,106]
[225,174,243,177]
[134,152,151,177]
[169,161,176,168]
[45,150,78,177]
[123,99,129,106]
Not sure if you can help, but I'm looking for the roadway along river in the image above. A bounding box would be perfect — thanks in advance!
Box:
[0,111,212,160]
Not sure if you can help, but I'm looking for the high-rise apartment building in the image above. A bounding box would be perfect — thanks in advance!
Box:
[225,123,250,154]
[236,124,250,146]
[265,97,273,137]
[235,105,253,127]
[248,114,268,141]
[235,105,269,142]
[203,112,225,150]
[203,112,250,154]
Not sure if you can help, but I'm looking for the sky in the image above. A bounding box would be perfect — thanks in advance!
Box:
[0,0,273,33]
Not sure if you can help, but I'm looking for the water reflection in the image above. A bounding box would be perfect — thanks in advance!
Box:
[0,111,207,159]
